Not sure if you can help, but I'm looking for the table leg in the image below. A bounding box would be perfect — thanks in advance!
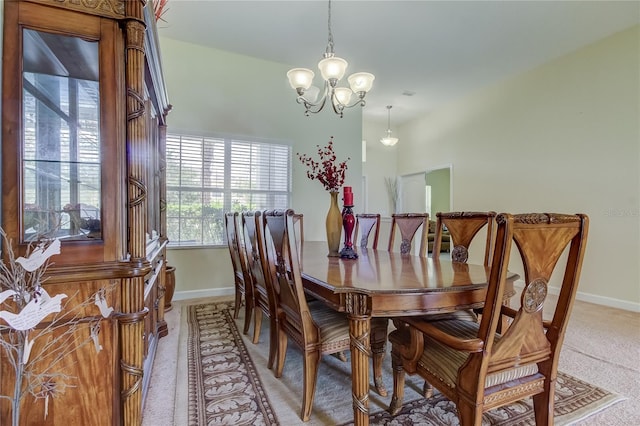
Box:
[346,293,371,426]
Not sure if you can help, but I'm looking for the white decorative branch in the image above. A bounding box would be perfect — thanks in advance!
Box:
[385,176,399,214]
[0,228,115,425]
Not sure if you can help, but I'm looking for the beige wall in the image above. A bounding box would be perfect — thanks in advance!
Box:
[158,37,363,298]
[392,26,639,310]
[362,118,399,216]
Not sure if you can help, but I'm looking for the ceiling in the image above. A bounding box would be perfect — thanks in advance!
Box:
[158,1,639,125]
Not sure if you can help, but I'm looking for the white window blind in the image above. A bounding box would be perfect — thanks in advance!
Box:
[166,134,292,246]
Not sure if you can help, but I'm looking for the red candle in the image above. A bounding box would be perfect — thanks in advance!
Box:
[343,186,353,205]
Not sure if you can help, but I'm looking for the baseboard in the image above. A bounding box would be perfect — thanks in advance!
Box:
[173,287,234,302]
[514,280,639,312]
[572,291,639,312]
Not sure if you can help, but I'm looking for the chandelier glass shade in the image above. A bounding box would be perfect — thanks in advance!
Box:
[286,0,374,117]
[380,105,399,146]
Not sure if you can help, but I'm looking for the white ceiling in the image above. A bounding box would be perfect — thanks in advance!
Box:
[158,0,639,125]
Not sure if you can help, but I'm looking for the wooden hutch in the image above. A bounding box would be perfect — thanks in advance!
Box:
[1,0,170,424]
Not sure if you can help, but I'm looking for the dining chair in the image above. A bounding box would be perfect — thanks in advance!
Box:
[388,212,589,425]
[292,212,346,362]
[354,213,381,249]
[387,213,429,257]
[223,211,253,334]
[259,209,389,421]
[241,210,279,370]
[432,211,497,266]
[381,212,430,392]
[420,211,497,395]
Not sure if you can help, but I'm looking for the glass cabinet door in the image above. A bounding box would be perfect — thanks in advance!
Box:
[22,29,102,241]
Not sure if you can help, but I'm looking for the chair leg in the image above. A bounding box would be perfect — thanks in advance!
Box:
[456,398,483,426]
[275,328,288,378]
[422,381,433,398]
[233,284,242,319]
[330,351,348,362]
[532,378,555,425]
[388,348,406,416]
[371,321,388,397]
[301,349,321,422]
[242,295,253,335]
[267,316,278,370]
[252,309,263,344]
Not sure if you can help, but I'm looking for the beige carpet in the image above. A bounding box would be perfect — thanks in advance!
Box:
[175,301,625,426]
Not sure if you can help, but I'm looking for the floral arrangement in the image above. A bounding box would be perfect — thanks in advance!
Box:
[297,137,350,193]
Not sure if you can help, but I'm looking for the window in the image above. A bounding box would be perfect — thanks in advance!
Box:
[166,134,292,246]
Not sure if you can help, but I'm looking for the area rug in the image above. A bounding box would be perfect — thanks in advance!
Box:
[178,301,624,426]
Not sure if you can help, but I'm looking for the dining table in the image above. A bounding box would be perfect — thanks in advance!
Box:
[299,241,517,426]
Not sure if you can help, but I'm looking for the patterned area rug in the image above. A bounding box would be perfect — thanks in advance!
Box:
[184,301,623,425]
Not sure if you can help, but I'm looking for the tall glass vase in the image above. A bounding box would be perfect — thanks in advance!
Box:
[326,191,342,257]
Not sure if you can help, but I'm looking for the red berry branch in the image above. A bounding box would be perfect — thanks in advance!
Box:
[297,137,350,193]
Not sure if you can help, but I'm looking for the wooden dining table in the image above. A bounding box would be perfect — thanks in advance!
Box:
[299,241,517,426]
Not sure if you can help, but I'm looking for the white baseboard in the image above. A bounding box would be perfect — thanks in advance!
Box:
[174,287,234,302]
[514,280,639,313]
[572,291,639,312]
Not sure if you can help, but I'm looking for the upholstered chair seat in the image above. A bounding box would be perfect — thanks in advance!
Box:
[309,300,388,351]
[400,319,540,393]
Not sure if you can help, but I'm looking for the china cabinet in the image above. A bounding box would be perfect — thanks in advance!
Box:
[1,0,170,424]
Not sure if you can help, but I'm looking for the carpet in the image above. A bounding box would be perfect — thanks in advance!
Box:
[177,301,624,426]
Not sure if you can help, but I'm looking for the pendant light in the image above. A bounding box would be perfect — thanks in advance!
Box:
[380,105,399,146]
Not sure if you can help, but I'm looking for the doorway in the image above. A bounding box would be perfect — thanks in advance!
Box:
[425,165,452,216]
[398,165,452,215]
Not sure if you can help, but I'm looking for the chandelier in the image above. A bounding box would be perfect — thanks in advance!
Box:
[380,105,399,146]
[286,0,375,117]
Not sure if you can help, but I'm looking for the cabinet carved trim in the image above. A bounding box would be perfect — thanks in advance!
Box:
[127,87,147,120]
[129,175,147,207]
[46,261,154,283]
[28,0,126,18]
[120,360,144,399]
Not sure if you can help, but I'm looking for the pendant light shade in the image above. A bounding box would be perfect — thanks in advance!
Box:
[287,68,315,92]
[318,56,348,82]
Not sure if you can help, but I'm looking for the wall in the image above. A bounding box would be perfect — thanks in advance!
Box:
[158,37,363,297]
[362,118,398,216]
[394,26,640,310]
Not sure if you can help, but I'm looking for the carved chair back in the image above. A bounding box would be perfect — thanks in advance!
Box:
[354,213,381,249]
[241,211,279,367]
[388,213,429,257]
[432,211,496,265]
[224,212,251,321]
[260,209,316,343]
[292,213,304,242]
